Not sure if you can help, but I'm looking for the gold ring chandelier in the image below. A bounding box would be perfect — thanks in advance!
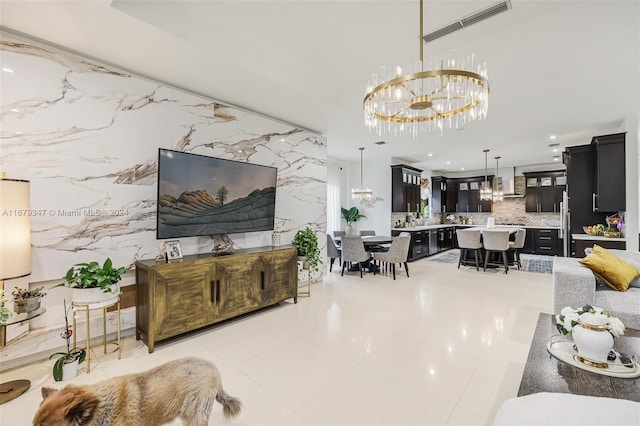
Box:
[364,0,490,136]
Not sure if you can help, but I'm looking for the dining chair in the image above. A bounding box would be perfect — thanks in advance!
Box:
[456,229,483,271]
[371,234,411,280]
[326,234,341,273]
[359,230,376,236]
[509,228,526,270]
[482,230,511,274]
[340,236,371,278]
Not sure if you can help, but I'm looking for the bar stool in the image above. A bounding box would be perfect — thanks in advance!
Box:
[72,295,121,373]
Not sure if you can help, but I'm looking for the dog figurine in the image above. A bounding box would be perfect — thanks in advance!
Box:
[33,357,242,425]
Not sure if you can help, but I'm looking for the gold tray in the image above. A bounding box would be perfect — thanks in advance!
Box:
[547,335,640,378]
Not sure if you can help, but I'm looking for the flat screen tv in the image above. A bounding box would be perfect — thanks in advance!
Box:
[156,149,277,239]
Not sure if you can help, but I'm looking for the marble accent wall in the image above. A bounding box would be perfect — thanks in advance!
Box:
[0,34,326,366]
[0,35,327,283]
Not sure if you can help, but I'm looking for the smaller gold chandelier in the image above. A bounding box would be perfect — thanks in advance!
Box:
[364,0,490,136]
[480,149,492,201]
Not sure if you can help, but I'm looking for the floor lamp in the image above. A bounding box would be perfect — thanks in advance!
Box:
[0,176,32,404]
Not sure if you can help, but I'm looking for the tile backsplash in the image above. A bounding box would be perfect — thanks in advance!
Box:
[391,197,561,227]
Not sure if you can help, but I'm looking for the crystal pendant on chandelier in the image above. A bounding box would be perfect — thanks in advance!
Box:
[492,156,503,202]
[480,149,492,201]
[363,0,490,137]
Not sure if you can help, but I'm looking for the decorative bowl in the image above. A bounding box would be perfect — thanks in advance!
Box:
[583,226,604,236]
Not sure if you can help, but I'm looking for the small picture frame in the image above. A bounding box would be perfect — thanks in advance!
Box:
[165,240,183,261]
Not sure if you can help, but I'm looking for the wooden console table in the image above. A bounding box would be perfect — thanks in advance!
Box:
[135,245,297,352]
[518,313,639,401]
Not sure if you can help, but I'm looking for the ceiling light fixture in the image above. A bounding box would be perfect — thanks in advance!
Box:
[549,135,557,140]
[492,156,503,202]
[480,149,492,201]
[351,147,383,208]
[363,0,490,137]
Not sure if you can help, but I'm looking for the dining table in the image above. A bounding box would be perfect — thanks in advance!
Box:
[334,235,393,272]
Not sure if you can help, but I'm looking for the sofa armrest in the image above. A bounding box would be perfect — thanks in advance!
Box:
[552,257,596,314]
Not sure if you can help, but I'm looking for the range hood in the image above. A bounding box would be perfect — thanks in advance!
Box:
[501,167,524,198]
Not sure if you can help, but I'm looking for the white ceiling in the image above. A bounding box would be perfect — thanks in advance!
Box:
[1,1,638,172]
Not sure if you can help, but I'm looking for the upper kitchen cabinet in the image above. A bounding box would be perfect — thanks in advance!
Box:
[391,164,422,213]
[431,176,446,214]
[524,171,565,213]
[457,176,493,213]
[593,133,625,212]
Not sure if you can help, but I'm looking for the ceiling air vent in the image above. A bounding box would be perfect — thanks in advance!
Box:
[423,0,512,43]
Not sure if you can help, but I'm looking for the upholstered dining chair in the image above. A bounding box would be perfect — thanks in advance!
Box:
[371,233,411,280]
[359,230,376,236]
[340,236,371,278]
[482,229,511,274]
[509,228,526,270]
[326,234,341,273]
[456,229,483,271]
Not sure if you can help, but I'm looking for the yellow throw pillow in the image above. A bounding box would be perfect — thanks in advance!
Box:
[579,245,640,292]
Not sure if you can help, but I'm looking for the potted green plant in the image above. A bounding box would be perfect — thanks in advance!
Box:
[12,286,46,314]
[55,258,126,304]
[341,206,367,234]
[50,299,86,381]
[292,226,322,272]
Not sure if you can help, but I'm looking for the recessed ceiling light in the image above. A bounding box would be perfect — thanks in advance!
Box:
[460,167,465,171]
[428,153,433,157]
[280,138,285,142]
[446,161,451,165]
[549,135,557,140]
[552,148,558,153]
[553,156,560,161]
[2,67,14,73]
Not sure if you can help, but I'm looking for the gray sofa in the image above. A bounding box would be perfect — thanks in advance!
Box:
[553,249,640,330]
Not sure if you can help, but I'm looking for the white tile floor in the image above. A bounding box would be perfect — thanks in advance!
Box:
[1,254,553,425]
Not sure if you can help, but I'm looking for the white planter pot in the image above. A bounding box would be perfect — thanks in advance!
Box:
[61,358,79,381]
[72,284,120,304]
[572,312,613,363]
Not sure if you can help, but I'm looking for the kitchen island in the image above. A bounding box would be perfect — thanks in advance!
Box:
[391,224,562,261]
[570,233,626,257]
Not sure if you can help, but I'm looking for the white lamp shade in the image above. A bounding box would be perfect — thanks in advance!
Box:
[0,179,31,280]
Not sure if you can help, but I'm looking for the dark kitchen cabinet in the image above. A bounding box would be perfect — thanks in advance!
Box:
[431,176,447,214]
[520,228,561,256]
[457,177,492,213]
[524,171,565,213]
[391,165,422,213]
[564,133,625,235]
[392,229,429,261]
[446,178,459,213]
[593,133,626,212]
[437,227,454,252]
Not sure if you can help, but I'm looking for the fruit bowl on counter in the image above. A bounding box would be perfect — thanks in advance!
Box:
[583,225,604,236]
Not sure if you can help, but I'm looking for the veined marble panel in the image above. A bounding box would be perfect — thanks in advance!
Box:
[0,35,327,285]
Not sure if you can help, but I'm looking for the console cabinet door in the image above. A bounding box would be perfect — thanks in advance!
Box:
[215,255,263,318]
[261,250,298,304]
[150,263,215,341]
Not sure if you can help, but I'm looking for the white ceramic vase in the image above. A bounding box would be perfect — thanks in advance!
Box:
[61,358,79,381]
[572,312,613,362]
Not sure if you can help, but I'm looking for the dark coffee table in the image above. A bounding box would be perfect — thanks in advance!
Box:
[518,312,640,401]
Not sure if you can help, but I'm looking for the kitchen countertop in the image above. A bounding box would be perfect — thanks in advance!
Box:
[392,224,561,231]
[571,233,625,242]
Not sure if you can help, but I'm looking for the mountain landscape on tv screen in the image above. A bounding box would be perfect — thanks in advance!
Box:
[158,186,275,238]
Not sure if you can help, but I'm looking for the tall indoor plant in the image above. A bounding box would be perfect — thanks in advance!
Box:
[292,226,322,272]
